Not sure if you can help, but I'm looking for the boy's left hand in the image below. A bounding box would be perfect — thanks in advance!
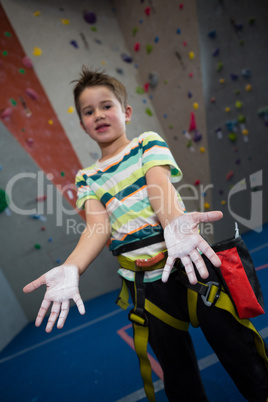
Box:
[162,211,223,284]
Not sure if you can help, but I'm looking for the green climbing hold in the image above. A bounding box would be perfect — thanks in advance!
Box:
[0,189,9,213]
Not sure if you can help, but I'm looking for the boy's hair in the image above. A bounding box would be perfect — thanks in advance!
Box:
[72,66,128,120]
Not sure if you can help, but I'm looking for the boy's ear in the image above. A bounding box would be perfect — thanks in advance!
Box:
[125,105,132,123]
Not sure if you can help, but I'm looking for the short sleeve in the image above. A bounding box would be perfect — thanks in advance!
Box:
[141,132,182,183]
[75,170,98,209]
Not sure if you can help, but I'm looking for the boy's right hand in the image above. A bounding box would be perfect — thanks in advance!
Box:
[23,264,85,333]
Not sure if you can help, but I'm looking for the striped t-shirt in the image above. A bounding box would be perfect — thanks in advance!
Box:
[75,131,185,281]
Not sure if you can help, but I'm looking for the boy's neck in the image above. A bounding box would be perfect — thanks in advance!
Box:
[98,136,130,162]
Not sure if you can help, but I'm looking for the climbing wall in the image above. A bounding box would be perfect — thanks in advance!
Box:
[196,0,268,240]
[113,0,268,241]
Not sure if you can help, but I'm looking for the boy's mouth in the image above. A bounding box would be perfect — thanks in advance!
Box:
[95,123,110,132]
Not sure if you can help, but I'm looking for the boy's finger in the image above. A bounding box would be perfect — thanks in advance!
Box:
[73,294,86,315]
[162,257,174,282]
[46,301,61,333]
[23,275,46,293]
[181,255,197,284]
[195,211,223,225]
[57,300,70,329]
[35,299,51,327]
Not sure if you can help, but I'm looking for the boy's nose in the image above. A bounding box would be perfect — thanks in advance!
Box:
[95,112,105,121]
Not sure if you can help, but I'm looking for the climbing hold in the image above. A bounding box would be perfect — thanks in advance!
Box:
[188,112,197,131]
[189,72,193,78]
[132,27,138,36]
[194,179,200,186]
[48,119,53,125]
[242,128,249,135]
[193,102,199,110]
[33,11,41,17]
[230,73,239,81]
[183,41,187,46]
[145,7,151,16]
[221,200,226,205]
[36,195,47,202]
[0,189,9,213]
[212,48,220,57]
[215,127,222,139]
[1,107,13,119]
[238,115,246,123]
[148,72,158,88]
[228,133,237,142]
[41,226,46,231]
[189,51,195,60]
[176,28,181,34]
[248,18,256,26]
[33,47,42,56]
[193,130,202,142]
[134,43,140,51]
[70,40,79,48]
[219,78,225,84]
[145,108,153,116]
[26,138,34,146]
[188,91,193,98]
[235,89,240,95]
[226,171,234,180]
[26,88,39,100]
[208,30,216,39]
[217,62,223,72]
[61,19,70,25]
[241,69,251,78]
[245,84,252,91]
[179,4,184,10]
[204,202,210,210]
[121,54,132,63]
[235,100,243,109]
[84,12,97,24]
[61,171,65,177]
[200,147,205,153]
[225,107,231,112]
[210,97,216,103]
[144,83,149,92]
[67,106,74,113]
[154,36,159,43]
[34,244,41,249]
[146,44,153,54]
[136,86,145,94]
[22,56,33,68]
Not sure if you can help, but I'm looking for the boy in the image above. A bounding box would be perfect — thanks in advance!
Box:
[24,67,268,401]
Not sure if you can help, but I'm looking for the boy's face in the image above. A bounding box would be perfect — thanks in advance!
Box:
[79,85,132,146]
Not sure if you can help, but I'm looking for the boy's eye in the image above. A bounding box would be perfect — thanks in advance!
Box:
[85,110,93,116]
[104,104,111,110]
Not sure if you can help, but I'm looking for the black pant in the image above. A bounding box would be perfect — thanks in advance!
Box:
[126,271,268,401]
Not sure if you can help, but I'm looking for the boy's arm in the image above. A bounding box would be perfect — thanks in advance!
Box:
[23,199,111,332]
[146,166,223,284]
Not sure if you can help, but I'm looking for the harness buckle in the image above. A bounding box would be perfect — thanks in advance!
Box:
[128,309,149,326]
[201,281,221,307]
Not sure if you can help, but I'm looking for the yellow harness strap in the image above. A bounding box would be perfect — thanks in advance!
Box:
[116,276,189,401]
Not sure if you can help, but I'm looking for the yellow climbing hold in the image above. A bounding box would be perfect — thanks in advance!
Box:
[245,84,252,91]
[67,106,74,114]
[48,119,53,125]
[193,102,199,110]
[61,19,70,25]
[204,202,210,210]
[242,128,249,135]
[225,107,231,112]
[33,11,41,17]
[219,78,225,84]
[33,47,42,56]
[189,51,195,60]
[199,147,205,153]
[221,200,226,205]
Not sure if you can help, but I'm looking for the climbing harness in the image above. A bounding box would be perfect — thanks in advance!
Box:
[116,232,267,401]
